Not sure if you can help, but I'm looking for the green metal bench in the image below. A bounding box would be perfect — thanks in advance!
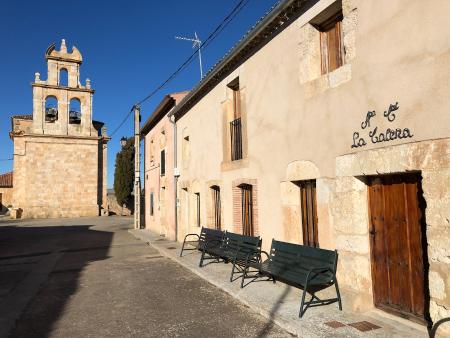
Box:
[199,231,261,283]
[246,239,342,317]
[179,227,224,258]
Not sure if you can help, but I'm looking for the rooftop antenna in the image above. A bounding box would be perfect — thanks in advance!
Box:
[175,32,203,79]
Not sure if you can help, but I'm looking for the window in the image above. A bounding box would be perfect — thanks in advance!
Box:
[211,186,221,230]
[69,98,81,124]
[150,139,154,163]
[150,192,154,216]
[228,77,242,161]
[299,180,319,247]
[45,96,58,122]
[241,184,253,236]
[195,193,201,227]
[319,11,344,74]
[59,68,68,86]
[160,149,165,176]
[182,135,190,169]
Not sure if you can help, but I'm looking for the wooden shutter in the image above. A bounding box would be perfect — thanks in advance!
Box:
[212,187,221,230]
[320,13,344,74]
[299,180,319,247]
[196,193,201,227]
[241,185,253,236]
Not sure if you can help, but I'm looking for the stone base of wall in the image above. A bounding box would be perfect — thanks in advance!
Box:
[19,205,99,219]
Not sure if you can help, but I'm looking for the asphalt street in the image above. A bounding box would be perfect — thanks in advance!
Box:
[0,216,290,338]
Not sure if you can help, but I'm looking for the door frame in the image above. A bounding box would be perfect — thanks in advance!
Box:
[367,172,430,325]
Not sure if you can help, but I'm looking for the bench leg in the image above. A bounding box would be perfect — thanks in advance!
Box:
[230,260,236,282]
[335,279,342,311]
[180,241,186,257]
[199,250,206,267]
[240,265,248,288]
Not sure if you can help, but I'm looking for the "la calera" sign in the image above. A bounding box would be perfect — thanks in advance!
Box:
[351,102,414,149]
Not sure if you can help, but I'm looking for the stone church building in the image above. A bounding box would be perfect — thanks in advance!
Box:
[9,40,109,218]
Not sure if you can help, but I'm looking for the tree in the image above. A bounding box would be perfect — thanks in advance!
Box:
[114,137,134,207]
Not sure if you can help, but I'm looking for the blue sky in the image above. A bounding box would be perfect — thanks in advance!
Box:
[0,0,278,187]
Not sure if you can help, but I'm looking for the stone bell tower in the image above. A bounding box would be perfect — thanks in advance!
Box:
[32,39,95,136]
[10,40,109,219]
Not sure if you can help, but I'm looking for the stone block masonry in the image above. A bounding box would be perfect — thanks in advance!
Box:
[12,135,102,218]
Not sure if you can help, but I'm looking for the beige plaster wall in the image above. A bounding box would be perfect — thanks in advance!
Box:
[12,135,103,218]
[175,0,450,328]
[144,117,176,240]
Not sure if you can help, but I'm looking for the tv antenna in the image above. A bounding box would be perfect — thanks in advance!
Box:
[175,32,203,79]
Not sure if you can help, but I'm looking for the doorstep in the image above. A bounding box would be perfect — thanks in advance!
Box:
[129,229,427,338]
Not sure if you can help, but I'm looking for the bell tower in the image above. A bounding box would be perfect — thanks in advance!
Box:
[32,39,95,136]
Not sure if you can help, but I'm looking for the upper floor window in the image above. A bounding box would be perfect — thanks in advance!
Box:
[319,11,344,74]
[227,77,242,161]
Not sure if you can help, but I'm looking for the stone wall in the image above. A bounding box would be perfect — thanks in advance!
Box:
[12,135,104,218]
[334,138,450,334]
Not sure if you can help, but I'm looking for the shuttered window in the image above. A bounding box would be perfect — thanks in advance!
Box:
[160,149,165,176]
[228,77,242,161]
[299,180,319,247]
[150,192,154,216]
[195,193,201,227]
[211,186,221,230]
[319,12,344,74]
[241,184,253,236]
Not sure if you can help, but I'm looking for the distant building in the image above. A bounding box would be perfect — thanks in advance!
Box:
[0,172,13,213]
[140,92,188,240]
[9,40,109,218]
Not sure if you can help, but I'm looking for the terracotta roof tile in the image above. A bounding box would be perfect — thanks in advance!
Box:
[0,172,13,188]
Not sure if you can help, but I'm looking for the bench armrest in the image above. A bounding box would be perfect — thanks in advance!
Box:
[260,250,270,261]
[183,233,200,242]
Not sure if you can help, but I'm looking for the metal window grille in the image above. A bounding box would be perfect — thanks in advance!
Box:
[230,118,242,161]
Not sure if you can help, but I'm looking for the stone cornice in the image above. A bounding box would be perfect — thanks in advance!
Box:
[31,83,95,94]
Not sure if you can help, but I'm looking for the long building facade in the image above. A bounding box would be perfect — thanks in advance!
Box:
[155,0,450,332]
[9,40,109,218]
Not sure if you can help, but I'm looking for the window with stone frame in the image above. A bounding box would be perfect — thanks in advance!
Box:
[318,11,344,75]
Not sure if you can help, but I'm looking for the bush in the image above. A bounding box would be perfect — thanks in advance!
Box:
[114,137,135,206]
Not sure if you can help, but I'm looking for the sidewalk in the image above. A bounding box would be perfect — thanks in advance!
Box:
[129,229,428,338]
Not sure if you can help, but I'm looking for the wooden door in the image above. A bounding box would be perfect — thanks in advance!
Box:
[241,185,253,236]
[299,180,319,247]
[368,174,428,323]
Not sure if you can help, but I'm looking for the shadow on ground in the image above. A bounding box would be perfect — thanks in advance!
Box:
[0,223,113,338]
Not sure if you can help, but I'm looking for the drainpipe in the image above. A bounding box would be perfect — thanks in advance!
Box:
[169,114,178,242]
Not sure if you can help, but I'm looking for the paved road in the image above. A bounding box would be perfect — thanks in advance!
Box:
[0,217,289,338]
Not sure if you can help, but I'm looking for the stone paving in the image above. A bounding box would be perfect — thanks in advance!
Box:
[130,229,430,338]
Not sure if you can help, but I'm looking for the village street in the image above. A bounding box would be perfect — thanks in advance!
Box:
[0,216,288,338]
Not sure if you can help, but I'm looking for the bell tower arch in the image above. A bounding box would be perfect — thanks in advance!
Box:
[32,39,95,136]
